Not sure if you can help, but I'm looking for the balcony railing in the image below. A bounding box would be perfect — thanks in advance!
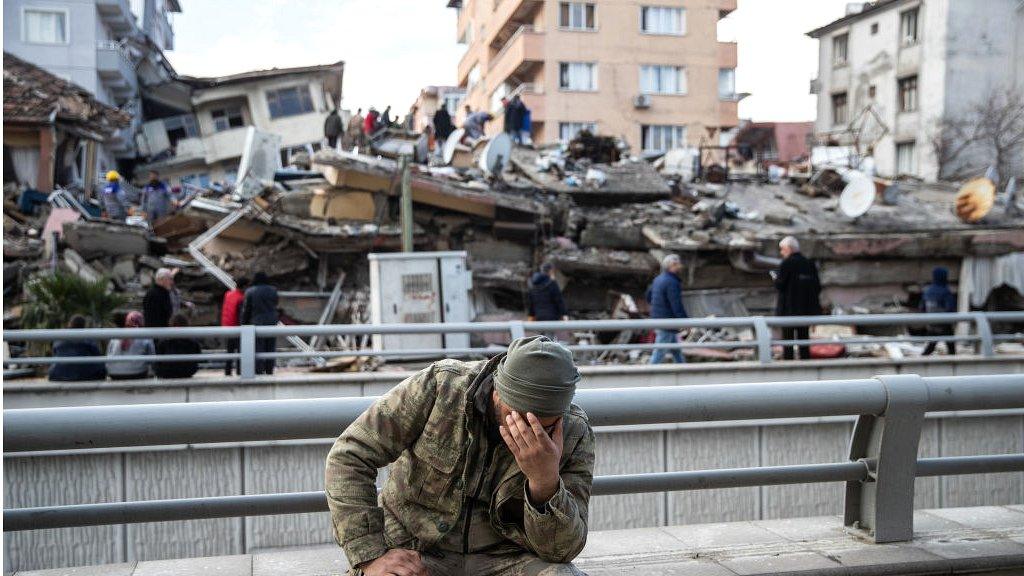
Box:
[4,372,1024,544]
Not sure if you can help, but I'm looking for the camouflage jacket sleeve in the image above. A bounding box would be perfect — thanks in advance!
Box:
[521,420,595,563]
[324,366,438,568]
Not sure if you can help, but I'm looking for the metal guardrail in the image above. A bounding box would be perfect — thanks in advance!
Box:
[4,373,1024,543]
[4,312,1022,379]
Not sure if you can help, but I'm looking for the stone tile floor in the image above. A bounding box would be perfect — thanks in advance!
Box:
[10,507,1024,575]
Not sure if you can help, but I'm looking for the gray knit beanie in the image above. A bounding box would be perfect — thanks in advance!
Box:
[493,336,580,417]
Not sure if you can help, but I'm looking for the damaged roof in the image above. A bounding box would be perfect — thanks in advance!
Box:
[180,61,345,88]
[3,52,131,137]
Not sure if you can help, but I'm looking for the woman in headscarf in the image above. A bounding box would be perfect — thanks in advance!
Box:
[106,311,156,380]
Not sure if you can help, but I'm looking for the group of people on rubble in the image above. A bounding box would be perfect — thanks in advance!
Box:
[526,235,959,364]
[48,269,281,382]
[101,169,175,226]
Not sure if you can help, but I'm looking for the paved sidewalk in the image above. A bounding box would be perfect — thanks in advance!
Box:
[11,506,1024,575]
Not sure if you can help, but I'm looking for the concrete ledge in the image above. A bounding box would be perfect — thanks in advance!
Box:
[11,506,1024,575]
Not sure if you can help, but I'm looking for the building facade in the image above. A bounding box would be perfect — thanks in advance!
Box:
[809,0,1024,182]
[411,85,466,133]
[136,63,345,188]
[3,0,180,174]
[447,0,740,156]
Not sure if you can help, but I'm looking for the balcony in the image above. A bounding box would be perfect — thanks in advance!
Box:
[718,41,738,68]
[484,0,543,49]
[487,26,545,87]
[96,0,135,35]
[457,45,481,88]
[202,127,250,164]
[97,42,136,101]
[718,0,737,18]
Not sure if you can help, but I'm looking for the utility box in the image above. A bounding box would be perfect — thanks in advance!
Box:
[368,251,472,352]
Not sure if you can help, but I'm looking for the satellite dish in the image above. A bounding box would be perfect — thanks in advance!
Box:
[839,173,876,218]
[479,132,513,176]
[955,176,996,223]
[442,129,465,165]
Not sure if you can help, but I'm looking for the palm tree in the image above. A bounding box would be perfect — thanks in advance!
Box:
[19,273,128,354]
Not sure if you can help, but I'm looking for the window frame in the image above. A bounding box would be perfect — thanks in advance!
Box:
[895,140,917,175]
[831,92,849,126]
[899,7,919,46]
[832,33,849,68]
[265,85,315,120]
[641,124,687,154]
[897,75,918,113]
[640,64,687,96]
[210,105,246,132]
[558,62,598,92]
[640,5,686,36]
[22,7,70,45]
[718,68,736,100]
[558,2,597,31]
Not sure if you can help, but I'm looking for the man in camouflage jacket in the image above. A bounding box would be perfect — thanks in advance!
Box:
[326,336,595,575]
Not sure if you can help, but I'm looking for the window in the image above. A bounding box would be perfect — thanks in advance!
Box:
[868,84,876,99]
[211,106,245,132]
[279,142,322,166]
[870,22,878,35]
[266,86,314,119]
[832,92,848,125]
[640,65,686,95]
[442,92,464,114]
[559,2,596,30]
[718,68,736,100]
[23,9,67,44]
[559,122,597,141]
[896,141,917,175]
[467,64,481,92]
[559,62,597,91]
[641,6,685,35]
[180,173,210,188]
[163,114,199,147]
[641,124,686,153]
[832,34,848,67]
[898,75,918,112]
[900,8,919,45]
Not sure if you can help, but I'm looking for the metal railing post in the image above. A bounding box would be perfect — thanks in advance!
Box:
[752,317,772,364]
[509,321,526,341]
[844,374,927,543]
[972,313,995,357]
[239,326,256,380]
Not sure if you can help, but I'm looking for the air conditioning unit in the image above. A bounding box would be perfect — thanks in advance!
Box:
[633,94,651,109]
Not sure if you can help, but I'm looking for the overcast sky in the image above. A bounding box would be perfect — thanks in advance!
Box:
[166,0,853,122]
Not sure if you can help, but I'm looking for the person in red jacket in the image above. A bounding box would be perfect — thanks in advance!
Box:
[363,107,380,138]
[221,277,249,376]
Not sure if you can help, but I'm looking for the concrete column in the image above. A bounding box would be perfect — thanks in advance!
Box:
[37,126,55,192]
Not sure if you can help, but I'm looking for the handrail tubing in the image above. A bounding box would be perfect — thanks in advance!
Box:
[6,455,1024,532]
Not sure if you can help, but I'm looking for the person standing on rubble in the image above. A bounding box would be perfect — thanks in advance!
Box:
[241,271,279,375]
[506,95,527,144]
[326,335,594,576]
[920,266,958,356]
[221,277,249,376]
[347,108,365,150]
[773,236,822,360]
[381,105,393,129]
[102,170,128,221]
[433,104,454,145]
[463,111,494,142]
[142,170,172,226]
[647,254,688,364]
[364,107,379,139]
[528,263,569,325]
[324,108,343,149]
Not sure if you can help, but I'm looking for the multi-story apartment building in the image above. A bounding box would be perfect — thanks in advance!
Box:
[3,0,180,173]
[136,62,345,188]
[809,0,1024,182]
[447,0,740,156]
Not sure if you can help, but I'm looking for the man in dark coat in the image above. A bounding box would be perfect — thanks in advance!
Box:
[774,236,822,360]
[153,313,201,379]
[143,268,176,328]
[527,263,568,322]
[506,95,526,143]
[647,254,688,364]
[324,108,343,148]
[433,105,454,142]
[241,271,280,375]
[920,266,958,355]
[48,315,107,382]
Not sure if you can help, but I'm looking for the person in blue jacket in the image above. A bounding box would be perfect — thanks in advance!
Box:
[647,254,688,364]
[102,170,128,221]
[48,315,107,382]
[921,266,958,355]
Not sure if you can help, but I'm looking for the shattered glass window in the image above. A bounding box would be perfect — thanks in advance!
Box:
[266,86,315,119]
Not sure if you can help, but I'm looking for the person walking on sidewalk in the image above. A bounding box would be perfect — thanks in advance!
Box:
[326,336,594,576]
[773,236,821,360]
[647,254,688,364]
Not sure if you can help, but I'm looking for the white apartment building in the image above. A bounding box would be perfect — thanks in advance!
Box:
[809,0,1024,181]
[137,62,344,188]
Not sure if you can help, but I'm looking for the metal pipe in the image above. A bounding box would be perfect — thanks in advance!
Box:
[7,454,1021,531]
[925,374,1024,412]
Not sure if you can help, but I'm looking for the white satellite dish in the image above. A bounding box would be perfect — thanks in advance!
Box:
[839,173,876,218]
[479,132,513,176]
[443,129,465,165]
